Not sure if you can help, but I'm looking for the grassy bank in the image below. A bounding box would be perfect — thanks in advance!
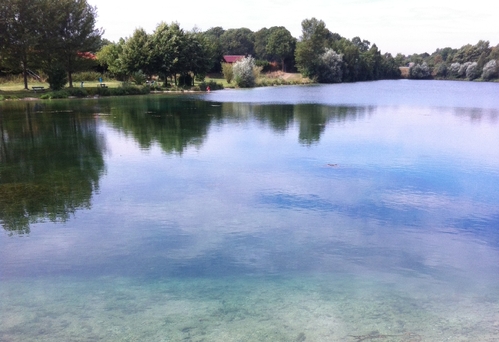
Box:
[0,72,310,101]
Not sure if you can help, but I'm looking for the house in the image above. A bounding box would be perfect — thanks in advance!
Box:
[223,55,245,64]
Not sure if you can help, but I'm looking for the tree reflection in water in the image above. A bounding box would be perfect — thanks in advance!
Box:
[0,102,105,234]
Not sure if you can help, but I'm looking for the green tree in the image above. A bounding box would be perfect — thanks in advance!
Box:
[233,56,256,87]
[219,28,255,55]
[177,30,212,85]
[316,49,343,83]
[351,36,370,52]
[266,27,295,71]
[150,22,177,85]
[96,39,127,79]
[295,18,335,79]
[254,28,270,60]
[121,28,153,77]
[0,0,43,89]
[44,0,102,87]
[202,26,225,72]
[221,62,233,83]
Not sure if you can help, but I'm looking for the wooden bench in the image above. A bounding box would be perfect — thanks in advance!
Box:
[32,86,45,92]
[98,83,108,88]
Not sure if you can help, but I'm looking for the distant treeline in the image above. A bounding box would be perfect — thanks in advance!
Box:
[395,41,499,81]
[1,1,497,90]
[96,18,401,85]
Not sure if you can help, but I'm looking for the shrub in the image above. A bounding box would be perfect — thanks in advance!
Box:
[221,63,233,83]
[131,70,147,85]
[482,60,498,80]
[41,90,69,99]
[66,88,88,97]
[178,74,193,87]
[46,66,67,90]
[233,56,256,88]
[198,80,224,91]
[466,62,480,80]
[410,62,431,79]
[458,62,472,78]
[253,65,263,80]
[72,71,104,82]
[195,73,206,82]
[448,63,461,77]
[316,49,343,83]
[434,62,447,77]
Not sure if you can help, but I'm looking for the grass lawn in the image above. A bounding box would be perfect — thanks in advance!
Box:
[1,72,309,100]
[0,80,125,92]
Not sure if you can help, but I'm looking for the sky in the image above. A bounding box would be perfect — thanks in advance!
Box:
[88,0,498,56]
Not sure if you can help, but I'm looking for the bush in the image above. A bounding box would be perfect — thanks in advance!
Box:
[198,80,224,91]
[233,56,256,88]
[46,66,67,90]
[195,73,206,82]
[72,71,104,82]
[448,63,461,77]
[482,60,498,80]
[434,62,447,77]
[221,63,233,84]
[178,74,193,87]
[131,70,147,85]
[465,62,480,80]
[410,62,431,79]
[457,62,472,78]
[316,49,343,83]
[66,88,88,97]
[41,90,69,99]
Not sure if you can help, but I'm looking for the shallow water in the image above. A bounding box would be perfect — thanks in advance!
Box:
[1,80,499,341]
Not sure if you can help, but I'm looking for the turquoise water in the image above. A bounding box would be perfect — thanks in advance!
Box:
[1,80,499,341]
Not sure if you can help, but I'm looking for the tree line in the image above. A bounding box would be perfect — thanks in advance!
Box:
[1,0,498,90]
[96,18,402,85]
[0,0,102,89]
[395,40,499,81]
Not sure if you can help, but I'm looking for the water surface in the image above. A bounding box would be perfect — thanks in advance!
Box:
[1,80,499,341]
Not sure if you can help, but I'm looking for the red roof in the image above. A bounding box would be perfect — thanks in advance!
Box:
[223,55,244,63]
[77,51,97,60]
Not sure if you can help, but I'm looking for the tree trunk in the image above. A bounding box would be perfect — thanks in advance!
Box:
[68,71,73,88]
[22,60,29,90]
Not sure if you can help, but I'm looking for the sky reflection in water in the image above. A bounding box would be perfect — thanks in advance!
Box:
[1,81,499,340]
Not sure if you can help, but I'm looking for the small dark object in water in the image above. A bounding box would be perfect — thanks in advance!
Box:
[296,332,306,341]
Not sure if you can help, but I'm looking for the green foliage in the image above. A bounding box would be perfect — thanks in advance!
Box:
[72,71,104,82]
[434,63,447,77]
[219,28,255,55]
[221,63,234,83]
[233,56,256,88]
[316,49,343,83]
[295,18,332,78]
[465,62,480,80]
[201,27,225,73]
[131,70,147,85]
[122,28,153,76]
[46,65,68,90]
[266,27,296,71]
[178,74,193,87]
[409,62,431,79]
[40,0,102,87]
[40,90,69,99]
[96,40,127,79]
[198,80,224,91]
[482,60,498,80]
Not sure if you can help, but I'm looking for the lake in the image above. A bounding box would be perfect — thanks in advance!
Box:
[1,80,499,341]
